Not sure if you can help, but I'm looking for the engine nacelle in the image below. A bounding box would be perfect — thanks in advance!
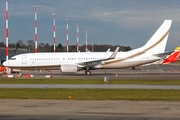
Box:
[60,64,80,73]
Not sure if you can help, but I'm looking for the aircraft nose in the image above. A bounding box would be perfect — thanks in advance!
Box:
[3,61,8,66]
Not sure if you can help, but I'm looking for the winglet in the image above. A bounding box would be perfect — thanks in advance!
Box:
[109,47,119,59]
[106,48,111,52]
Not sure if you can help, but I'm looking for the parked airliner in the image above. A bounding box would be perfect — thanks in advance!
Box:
[3,20,180,75]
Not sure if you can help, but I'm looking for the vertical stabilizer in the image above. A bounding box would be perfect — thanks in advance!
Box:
[143,20,172,53]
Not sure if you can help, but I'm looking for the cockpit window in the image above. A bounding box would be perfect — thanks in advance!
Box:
[9,58,16,60]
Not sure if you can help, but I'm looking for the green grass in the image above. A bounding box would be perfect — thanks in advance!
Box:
[0,88,180,101]
[1,78,180,85]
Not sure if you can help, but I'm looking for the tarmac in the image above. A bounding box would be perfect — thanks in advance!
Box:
[0,99,180,120]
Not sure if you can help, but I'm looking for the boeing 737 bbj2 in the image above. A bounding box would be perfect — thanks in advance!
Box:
[3,20,180,75]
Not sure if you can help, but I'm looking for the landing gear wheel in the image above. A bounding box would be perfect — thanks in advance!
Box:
[86,71,91,76]
[85,71,87,75]
[132,67,135,70]
[85,70,91,76]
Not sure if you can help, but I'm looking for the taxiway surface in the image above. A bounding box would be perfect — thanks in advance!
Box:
[1,64,180,119]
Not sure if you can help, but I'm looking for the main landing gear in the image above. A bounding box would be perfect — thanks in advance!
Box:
[85,67,91,76]
[132,67,135,70]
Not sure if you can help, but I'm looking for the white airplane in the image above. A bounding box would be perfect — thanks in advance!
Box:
[3,20,180,75]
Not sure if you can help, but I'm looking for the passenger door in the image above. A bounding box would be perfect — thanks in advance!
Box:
[22,55,27,64]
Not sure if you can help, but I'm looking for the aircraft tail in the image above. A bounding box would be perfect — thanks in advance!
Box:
[175,47,180,51]
[142,20,172,54]
[161,50,180,64]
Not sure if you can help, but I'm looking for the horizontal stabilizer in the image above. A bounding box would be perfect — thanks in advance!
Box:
[153,51,174,58]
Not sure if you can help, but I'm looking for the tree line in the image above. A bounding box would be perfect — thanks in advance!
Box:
[0,39,132,52]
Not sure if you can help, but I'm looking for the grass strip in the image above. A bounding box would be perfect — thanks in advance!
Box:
[0,88,180,101]
[1,78,180,85]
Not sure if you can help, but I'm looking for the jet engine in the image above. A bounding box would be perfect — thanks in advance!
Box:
[60,64,81,73]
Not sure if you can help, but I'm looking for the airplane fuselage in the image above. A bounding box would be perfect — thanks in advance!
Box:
[5,51,160,70]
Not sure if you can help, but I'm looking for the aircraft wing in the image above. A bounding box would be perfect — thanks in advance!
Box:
[77,47,119,67]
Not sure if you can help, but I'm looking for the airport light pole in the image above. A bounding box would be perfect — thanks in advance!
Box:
[53,12,56,53]
[6,0,8,60]
[77,23,79,52]
[34,4,37,53]
[86,31,88,52]
[66,18,69,52]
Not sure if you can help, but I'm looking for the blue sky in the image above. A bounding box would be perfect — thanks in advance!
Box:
[0,0,180,51]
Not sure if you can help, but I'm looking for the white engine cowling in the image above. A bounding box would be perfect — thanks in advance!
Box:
[60,64,80,73]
